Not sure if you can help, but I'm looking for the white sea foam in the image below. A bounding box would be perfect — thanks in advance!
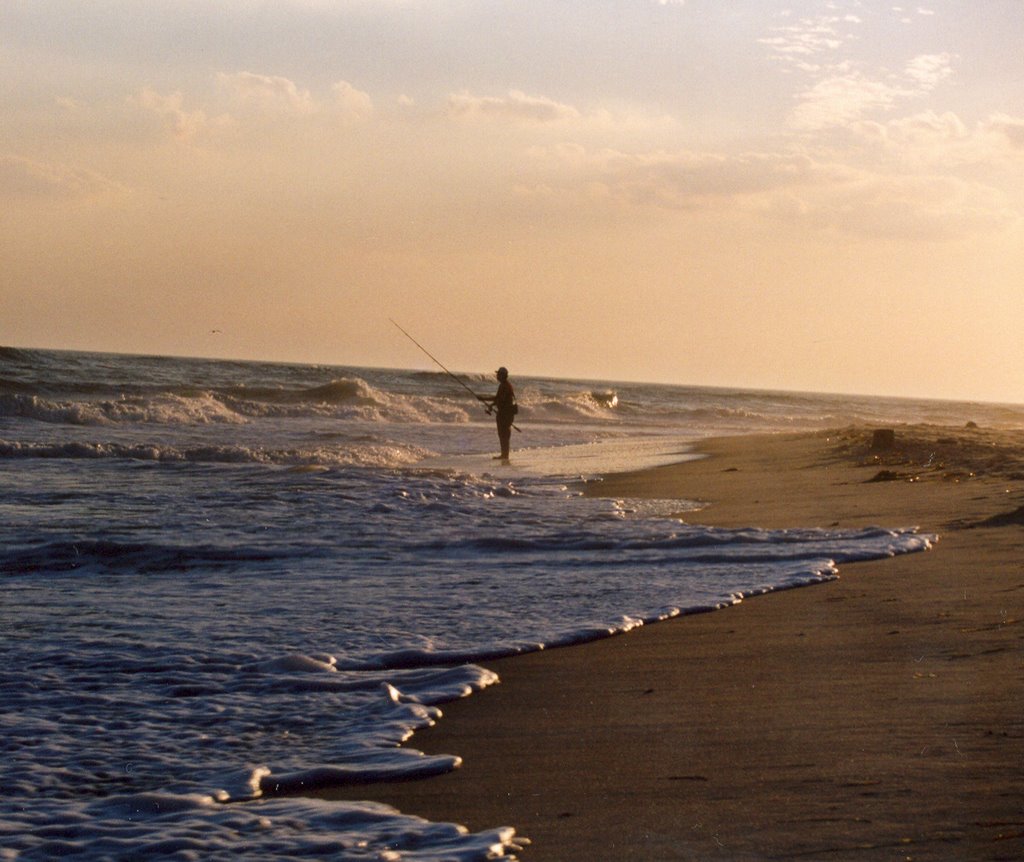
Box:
[0,347,986,860]
[2,446,934,857]
[0,391,248,425]
[0,437,435,468]
[0,375,479,430]
[518,387,622,422]
[3,793,523,860]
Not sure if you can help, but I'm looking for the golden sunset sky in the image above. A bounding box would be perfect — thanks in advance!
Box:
[2,1,1022,401]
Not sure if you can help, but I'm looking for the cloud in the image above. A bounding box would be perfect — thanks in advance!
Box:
[219,72,318,115]
[760,13,854,64]
[126,75,374,142]
[444,89,678,140]
[331,80,374,120]
[848,110,1024,171]
[216,72,373,121]
[518,133,1020,241]
[856,109,966,154]
[523,145,823,212]
[764,171,1018,240]
[448,90,581,124]
[983,114,1024,150]
[789,54,956,131]
[791,73,904,130]
[129,88,214,140]
[764,7,956,133]
[904,53,953,90]
[0,153,127,201]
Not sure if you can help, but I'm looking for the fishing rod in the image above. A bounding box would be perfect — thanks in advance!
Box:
[389,319,520,431]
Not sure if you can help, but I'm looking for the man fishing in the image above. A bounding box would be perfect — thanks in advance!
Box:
[479,366,517,463]
[390,320,519,462]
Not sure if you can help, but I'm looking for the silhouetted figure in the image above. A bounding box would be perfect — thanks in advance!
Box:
[480,367,516,463]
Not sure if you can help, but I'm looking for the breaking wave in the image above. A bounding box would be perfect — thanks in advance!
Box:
[0,392,247,426]
[0,379,474,427]
[0,438,434,468]
[525,388,622,421]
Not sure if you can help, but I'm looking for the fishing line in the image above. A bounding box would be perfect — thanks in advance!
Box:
[389,319,520,431]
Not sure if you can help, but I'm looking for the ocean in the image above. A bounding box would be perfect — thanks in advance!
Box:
[3,347,1019,860]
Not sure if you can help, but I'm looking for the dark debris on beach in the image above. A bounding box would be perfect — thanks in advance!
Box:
[824,424,1024,485]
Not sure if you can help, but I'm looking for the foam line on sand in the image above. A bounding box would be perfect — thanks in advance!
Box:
[322,426,1024,860]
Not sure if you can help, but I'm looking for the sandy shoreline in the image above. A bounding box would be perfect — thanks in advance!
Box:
[323,426,1024,860]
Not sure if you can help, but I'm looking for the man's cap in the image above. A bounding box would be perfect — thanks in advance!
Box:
[496,366,508,377]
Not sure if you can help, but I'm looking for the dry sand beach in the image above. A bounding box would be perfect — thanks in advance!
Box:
[328,426,1024,860]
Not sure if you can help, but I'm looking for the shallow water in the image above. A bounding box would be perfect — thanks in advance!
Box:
[3,347,1012,859]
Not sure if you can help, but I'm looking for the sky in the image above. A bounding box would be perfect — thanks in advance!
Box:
[2,0,1023,402]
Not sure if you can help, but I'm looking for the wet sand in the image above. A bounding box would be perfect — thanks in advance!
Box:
[326,426,1024,860]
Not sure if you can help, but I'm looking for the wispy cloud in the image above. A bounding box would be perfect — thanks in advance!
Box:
[521,144,824,212]
[444,88,678,138]
[125,74,374,145]
[331,81,374,120]
[765,171,1018,240]
[904,53,953,89]
[0,153,127,200]
[854,110,1024,168]
[790,54,954,131]
[447,90,581,124]
[791,72,904,130]
[516,104,1023,241]
[217,72,374,120]
[892,5,937,23]
[760,12,857,71]
[218,72,318,115]
[128,88,216,140]
[763,6,956,132]
[985,114,1024,149]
